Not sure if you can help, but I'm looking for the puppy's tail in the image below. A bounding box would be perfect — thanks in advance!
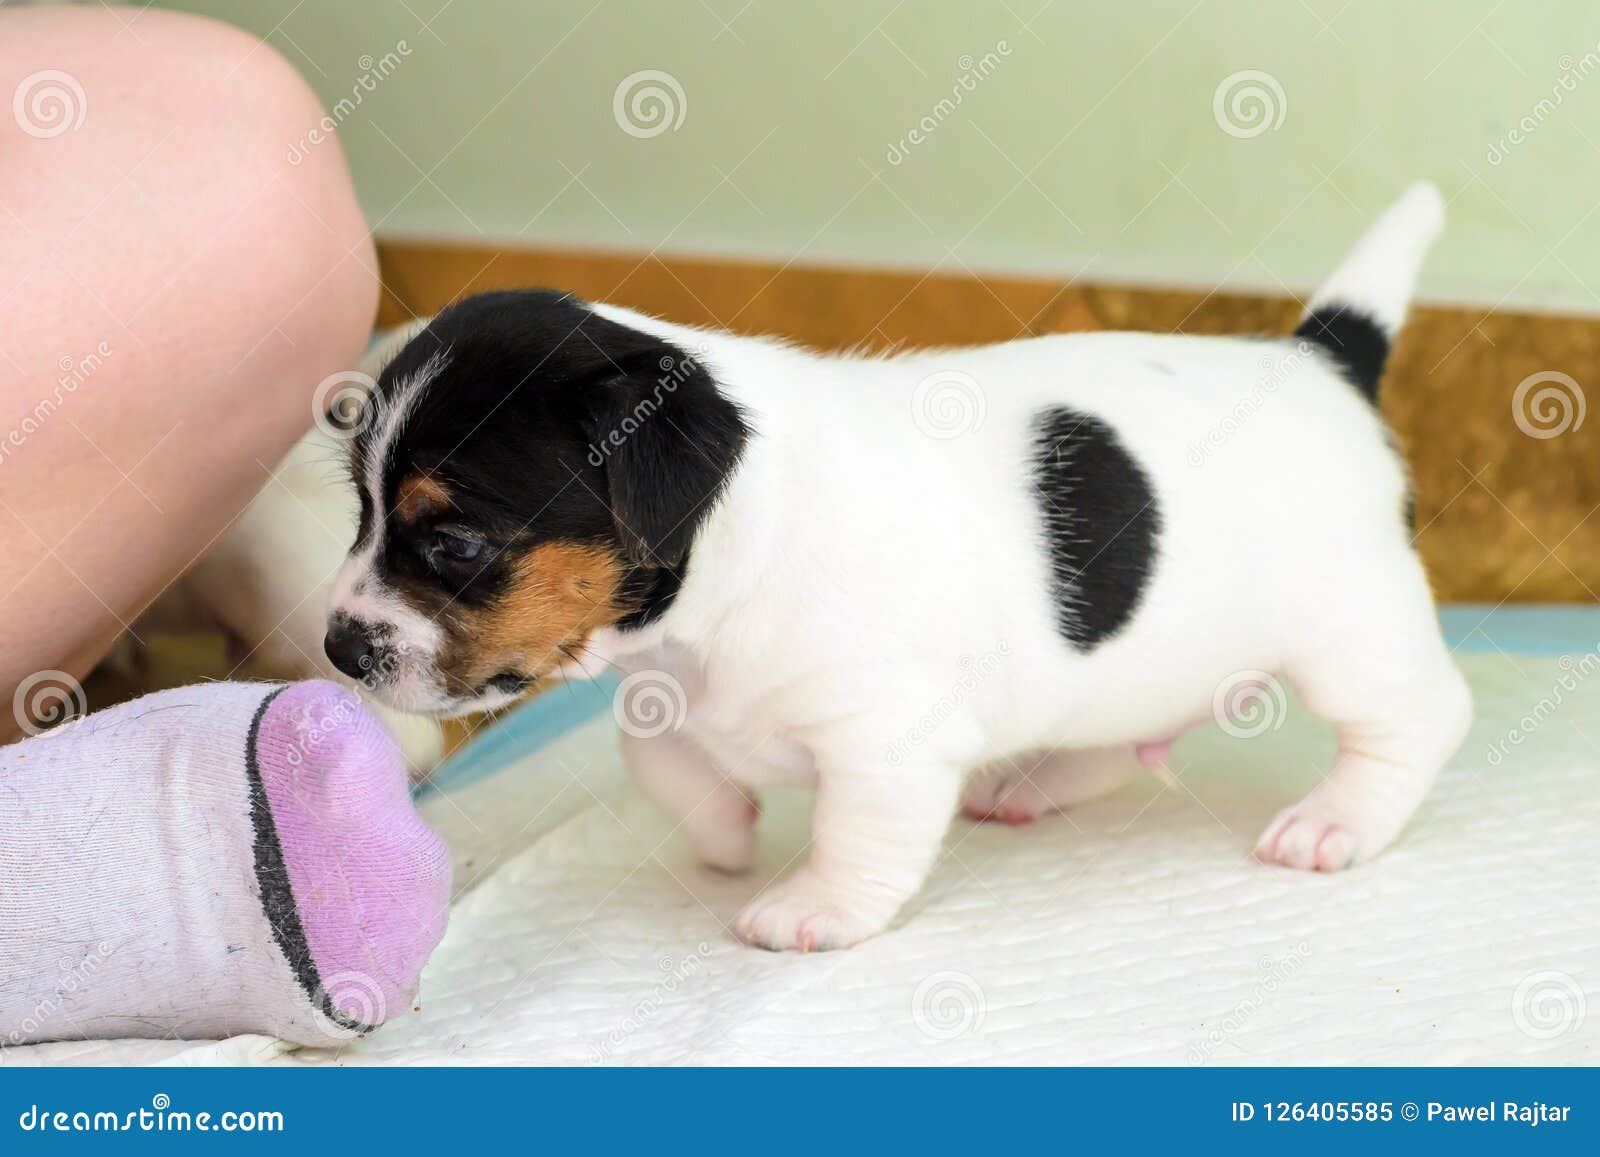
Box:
[1294,181,1444,401]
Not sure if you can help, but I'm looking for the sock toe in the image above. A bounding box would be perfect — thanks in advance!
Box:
[249,681,451,1037]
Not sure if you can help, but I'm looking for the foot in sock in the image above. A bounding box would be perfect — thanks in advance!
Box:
[0,680,450,1048]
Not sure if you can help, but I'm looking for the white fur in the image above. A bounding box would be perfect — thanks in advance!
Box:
[1306,181,1444,335]
[572,184,1470,950]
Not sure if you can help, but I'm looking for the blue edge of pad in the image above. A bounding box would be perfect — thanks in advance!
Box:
[415,603,1600,800]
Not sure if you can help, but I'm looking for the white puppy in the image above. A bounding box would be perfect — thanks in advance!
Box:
[325,183,1470,950]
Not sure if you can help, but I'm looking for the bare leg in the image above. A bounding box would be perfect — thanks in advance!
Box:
[962,745,1141,824]
[0,7,377,740]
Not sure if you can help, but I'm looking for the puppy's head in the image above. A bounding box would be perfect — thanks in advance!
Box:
[325,290,748,716]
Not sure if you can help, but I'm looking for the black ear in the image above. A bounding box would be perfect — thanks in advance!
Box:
[587,348,750,569]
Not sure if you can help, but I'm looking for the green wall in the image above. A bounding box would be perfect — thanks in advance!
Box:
[166,0,1600,310]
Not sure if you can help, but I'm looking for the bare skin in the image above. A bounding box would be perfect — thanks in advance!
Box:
[0,6,378,741]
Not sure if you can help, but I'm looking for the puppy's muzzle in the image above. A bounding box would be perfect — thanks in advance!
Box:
[324,613,382,682]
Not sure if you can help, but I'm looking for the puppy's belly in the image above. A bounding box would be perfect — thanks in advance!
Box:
[1019,630,1280,755]
[690,723,818,788]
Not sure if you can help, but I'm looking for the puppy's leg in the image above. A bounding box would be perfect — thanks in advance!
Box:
[1257,557,1471,871]
[732,702,970,951]
[961,745,1140,824]
[732,761,960,951]
[621,730,759,873]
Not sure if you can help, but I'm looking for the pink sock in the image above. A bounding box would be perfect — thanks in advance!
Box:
[0,680,450,1048]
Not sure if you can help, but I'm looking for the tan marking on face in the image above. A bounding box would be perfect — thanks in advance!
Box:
[436,541,630,695]
[395,472,451,524]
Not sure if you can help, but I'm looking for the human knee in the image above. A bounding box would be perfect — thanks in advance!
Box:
[145,15,380,441]
[144,13,379,378]
[5,8,378,390]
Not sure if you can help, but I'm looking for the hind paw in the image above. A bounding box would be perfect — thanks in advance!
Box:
[960,771,1053,825]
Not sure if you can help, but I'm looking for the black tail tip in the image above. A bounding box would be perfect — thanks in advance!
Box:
[1294,307,1390,403]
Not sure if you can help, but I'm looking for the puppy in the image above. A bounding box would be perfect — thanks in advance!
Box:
[326,183,1471,951]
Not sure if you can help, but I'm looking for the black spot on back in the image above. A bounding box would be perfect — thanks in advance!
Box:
[1293,307,1390,403]
[1031,407,1161,651]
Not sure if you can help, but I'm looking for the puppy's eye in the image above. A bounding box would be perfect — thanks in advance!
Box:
[429,530,484,563]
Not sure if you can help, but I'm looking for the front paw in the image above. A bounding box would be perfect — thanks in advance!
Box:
[731,867,895,952]
[1255,802,1362,871]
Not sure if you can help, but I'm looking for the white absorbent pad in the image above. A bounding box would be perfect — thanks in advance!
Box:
[11,647,1597,1067]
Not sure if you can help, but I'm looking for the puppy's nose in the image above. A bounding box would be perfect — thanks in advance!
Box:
[323,617,375,680]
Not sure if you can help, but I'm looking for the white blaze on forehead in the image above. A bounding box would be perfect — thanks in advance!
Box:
[359,349,451,553]
[334,347,451,664]
[321,349,465,712]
